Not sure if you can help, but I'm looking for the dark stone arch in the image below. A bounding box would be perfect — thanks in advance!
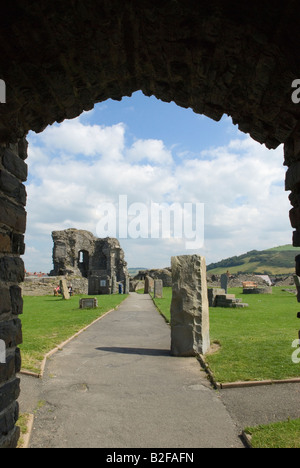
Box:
[0,0,300,447]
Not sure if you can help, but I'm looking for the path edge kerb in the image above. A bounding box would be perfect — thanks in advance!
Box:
[19,298,128,379]
[197,354,300,389]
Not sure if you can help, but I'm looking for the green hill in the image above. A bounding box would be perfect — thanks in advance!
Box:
[207,245,300,275]
[128,267,147,277]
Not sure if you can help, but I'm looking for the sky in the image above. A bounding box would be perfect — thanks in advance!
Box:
[23,90,291,273]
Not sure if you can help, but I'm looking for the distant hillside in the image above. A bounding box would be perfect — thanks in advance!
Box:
[207,245,300,275]
[128,267,147,277]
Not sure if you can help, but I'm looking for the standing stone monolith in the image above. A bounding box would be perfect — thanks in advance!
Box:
[144,275,154,294]
[154,279,163,298]
[171,255,210,357]
[220,274,228,294]
[60,278,70,300]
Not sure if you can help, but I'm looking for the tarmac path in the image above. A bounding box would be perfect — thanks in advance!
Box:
[23,293,244,448]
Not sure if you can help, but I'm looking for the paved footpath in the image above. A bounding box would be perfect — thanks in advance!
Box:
[25,293,245,448]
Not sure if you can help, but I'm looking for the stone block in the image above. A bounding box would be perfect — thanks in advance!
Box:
[0,319,23,348]
[0,170,27,205]
[207,288,225,307]
[10,286,23,315]
[12,233,25,255]
[79,298,98,309]
[0,401,19,438]
[0,287,11,316]
[0,426,20,449]
[0,257,25,283]
[0,198,27,233]
[170,255,210,357]
[290,207,300,229]
[18,138,28,161]
[285,162,300,192]
[0,233,11,253]
[154,279,163,298]
[0,378,20,413]
[0,353,16,384]
[2,149,28,182]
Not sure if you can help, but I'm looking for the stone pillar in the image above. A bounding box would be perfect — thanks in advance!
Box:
[154,279,163,298]
[170,255,210,357]
[60,278,70,300]
[0,139,28,448]
[124,275,130,295]
[220,274,228,293]
[111,275,117,294]
[144,275,154,294]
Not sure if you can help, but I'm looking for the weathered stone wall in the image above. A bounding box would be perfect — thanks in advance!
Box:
[51,229,97,277]
[21,276,88,296]
[0,139,27,448]
[51,229,128,295]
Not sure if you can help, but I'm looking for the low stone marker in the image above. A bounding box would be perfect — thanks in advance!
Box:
[154,279,163,298]
[208,288,225,307]
[60,278,70,300]
[170,255,210,357]
[79,298,98,309]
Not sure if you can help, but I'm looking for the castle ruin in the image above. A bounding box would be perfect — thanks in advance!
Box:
[50,229,129,295]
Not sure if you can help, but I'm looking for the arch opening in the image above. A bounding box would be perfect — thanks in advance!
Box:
[78,250,89,278]
[1,1,300,448]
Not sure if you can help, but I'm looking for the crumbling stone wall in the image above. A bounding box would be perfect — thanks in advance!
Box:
[50,229,129,294]
[0,139,27,448]
[21,276,89,296]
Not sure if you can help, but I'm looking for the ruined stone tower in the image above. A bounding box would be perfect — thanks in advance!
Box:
[50,228,129,295]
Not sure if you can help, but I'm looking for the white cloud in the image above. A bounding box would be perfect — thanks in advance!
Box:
[24,114,292,272]
[127,139,173,165]
[40,118,125,161]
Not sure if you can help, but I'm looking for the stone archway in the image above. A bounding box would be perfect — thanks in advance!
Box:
[1,0,300,447]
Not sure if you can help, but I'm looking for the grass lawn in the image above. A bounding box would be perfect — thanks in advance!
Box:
[152,287,300,383]
[19,294,128,373]
[245,418,300,448]
[152,288,172,322]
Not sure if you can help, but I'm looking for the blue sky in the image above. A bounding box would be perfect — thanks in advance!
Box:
[24,91,291,273]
